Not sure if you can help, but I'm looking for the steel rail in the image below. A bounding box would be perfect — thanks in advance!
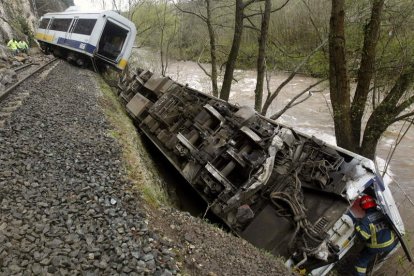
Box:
[14,63,34,72]
[0,58,58,102]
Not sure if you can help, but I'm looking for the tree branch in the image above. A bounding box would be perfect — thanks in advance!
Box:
[173,2,207,22]
[261,39,327,115]
[245,0,290,18]
[244,25,261,32]
[378,64,414,111]
[350,0,385,145]
[300,0,326,52]
[392,111,414,124]
[382,117,414,176]
[197,43,212,78]
[137,26,152,36]
[243,0,261,9]
[211,3,235,12]
[269,79,326,120]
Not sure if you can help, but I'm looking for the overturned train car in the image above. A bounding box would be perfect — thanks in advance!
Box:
[118,69,409,275]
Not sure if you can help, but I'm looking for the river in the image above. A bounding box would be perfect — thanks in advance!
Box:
[129,48,414,239]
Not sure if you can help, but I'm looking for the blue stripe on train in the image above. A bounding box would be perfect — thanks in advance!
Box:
[57,37,96,54]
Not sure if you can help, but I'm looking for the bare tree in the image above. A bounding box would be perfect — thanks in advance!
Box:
[329,0,414,159]
[155,0,178,76]
[329,0,353,150]
[127,0,145,20]
[219,0,255,101]
[252,0,291,112]
[174,0,220,97]
[260,39,327,116]
[112,0,120,12]
[253,0,271,112]
[269,79,326,120]
[158,1,168,76]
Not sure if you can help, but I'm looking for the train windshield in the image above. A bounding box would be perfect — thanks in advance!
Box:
[97,21,129,62]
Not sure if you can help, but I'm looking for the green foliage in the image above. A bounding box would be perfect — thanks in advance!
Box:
[307,51,329,77]
[132,1,179,49]
[8,12,35,45]
[16,16,35,45]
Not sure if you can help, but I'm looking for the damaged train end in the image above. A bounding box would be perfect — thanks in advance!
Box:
[117,68,411,275]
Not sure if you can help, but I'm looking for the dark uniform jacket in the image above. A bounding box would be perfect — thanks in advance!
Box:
[355,209,395,249]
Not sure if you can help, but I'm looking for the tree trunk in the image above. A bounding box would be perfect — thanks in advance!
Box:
[350,0,384,146]
[360,108,393,159]
[220,0,245,101]
[159,1,168,76]
[328,0,414,160]
[328,0,355,152]
[206,0,219,97]
[360,65,414,158]
[254,0,271,112]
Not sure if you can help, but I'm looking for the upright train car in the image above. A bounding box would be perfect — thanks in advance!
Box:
[35,9,136,71]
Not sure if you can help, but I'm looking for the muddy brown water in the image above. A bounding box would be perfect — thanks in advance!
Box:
[129,48,414,244]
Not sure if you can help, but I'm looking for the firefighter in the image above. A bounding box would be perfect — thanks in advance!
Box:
[354,194,398,275]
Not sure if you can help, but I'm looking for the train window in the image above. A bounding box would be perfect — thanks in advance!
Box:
[73,19,97,35]
[50,18,72,32]
[39,18,50,29]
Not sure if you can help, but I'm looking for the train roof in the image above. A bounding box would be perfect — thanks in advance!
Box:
[41,10,136,29]
[43,10,105,16]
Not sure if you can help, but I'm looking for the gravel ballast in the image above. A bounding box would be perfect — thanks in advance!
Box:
[0,61,292,275]
[0,61,176,275]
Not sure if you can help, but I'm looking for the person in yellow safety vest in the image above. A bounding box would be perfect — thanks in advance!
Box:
[353,195,398,276]
[7,39,18,55]
[18,40,29,54]
[6,39,14,48]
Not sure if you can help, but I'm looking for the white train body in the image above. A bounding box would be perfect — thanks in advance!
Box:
[35,10,136,70]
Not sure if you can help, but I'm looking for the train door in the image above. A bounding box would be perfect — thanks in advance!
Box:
[96,19,129,63]
[65,16,78,42]
[45,17,53,38]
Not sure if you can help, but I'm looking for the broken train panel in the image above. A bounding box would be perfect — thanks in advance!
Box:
[117,69,405,274]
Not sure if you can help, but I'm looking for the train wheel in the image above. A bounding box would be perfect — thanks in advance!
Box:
[76,58,85,68]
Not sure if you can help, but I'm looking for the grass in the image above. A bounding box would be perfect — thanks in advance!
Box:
[97,76,170,207]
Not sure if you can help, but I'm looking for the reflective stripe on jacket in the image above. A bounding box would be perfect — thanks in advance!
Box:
[355,209,395,249]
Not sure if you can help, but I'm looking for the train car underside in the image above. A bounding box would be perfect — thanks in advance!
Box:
[116,69,404,273]
[39,41,89,67]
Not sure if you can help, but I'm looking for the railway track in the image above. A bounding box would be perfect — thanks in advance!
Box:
[0,58,58,128]
[0,58,58,102]
[14,62,35,73]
